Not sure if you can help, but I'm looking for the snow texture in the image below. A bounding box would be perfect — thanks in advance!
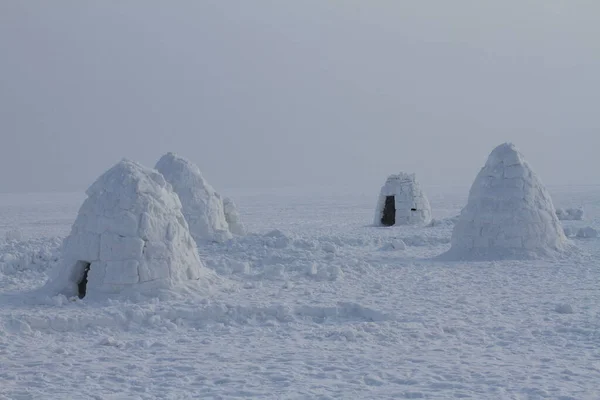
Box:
[442,143,570,260]
[223,197,246,235]
[576,226,598,238]
[1,186,600,399]
[556,207,584,221]
[155,152,234,243]
[374,173,432,226]
[43,159,207,298]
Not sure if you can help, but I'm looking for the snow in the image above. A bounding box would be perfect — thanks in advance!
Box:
[576,226,598,238]
[42,159,211,299]
[155,152,244,243]
[374,173,432,226]
[1,184,600,399]
[223,197,246,235]
[442,143,572,261]
[556,207,584,221]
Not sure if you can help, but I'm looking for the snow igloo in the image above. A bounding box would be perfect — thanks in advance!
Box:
[441,143,570,261]
[155,152,245,243]
[374,173,432,226]
[44,159,207,299]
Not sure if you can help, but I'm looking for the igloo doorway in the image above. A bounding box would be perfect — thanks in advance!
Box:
[381,196,396,226]
[76,261,91,299]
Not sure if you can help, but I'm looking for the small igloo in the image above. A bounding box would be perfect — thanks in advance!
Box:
[44,159,207,299]
[155,152,244,243]
[374,173,432,226]
[441,143,570,260]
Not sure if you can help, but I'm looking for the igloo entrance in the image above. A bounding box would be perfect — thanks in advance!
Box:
[75,261,91,299]
[381,196,396,226]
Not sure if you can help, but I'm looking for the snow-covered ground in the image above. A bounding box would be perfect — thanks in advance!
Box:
[1,185,600,399]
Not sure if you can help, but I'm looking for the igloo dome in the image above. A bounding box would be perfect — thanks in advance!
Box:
[156,153,245,243]
[44,159,208,298]
[374,173,432,226]
[441,143,570,260]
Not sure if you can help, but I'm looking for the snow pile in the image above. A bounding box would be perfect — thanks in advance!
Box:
[555,207,584,221]
[5,228,23,241]
[155,153,244,243]
[575,227,597,238]
[43,159,209,299]
[441,143,570,260]
[374,173,432,226]
[223,197,246,235]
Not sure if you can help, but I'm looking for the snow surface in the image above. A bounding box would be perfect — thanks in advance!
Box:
[1,184,600,399]
[155,153,241,243]
[374,173,432,226]
[43,159,211,299]
[443,143,571,261]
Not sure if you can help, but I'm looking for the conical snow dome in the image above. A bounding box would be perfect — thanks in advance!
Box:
[374,173,432,226]
[44,159,208,298]
[442,143,569,260]
[155,153,244,243]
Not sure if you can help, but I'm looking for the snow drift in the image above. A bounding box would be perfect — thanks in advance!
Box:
[374,173,431,226]
[155,153,244,243]
[441,143,570,260]
[43,159,208,298]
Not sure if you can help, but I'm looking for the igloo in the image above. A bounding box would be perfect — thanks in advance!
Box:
[441,142,570,260]
[223,197,246,235]
[44,159,207,299]
[155,153,245,243]
[374,173,432,226]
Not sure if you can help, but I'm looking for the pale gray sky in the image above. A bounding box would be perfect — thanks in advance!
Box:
[1,1,599,193]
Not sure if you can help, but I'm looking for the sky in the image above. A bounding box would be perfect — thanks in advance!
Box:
[1,1,599,193]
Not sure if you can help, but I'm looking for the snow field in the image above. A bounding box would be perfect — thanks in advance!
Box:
[1,185,600,398]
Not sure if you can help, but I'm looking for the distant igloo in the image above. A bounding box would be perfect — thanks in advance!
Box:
[374,173,432,226]
[223,197,246,235]
[441,143,570,260]
[44,159,208,299]
[156,153,244,243]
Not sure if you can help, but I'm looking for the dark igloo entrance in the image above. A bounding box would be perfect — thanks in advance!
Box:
[381,196,396,226]
[76,261,91,299]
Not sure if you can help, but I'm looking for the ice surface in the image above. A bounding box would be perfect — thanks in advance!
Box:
[442,143,571,260]
[156,152,244,243]
[43,159,209,298]
[374,172,432,226]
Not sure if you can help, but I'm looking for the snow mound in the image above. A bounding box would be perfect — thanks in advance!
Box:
[223,197,246,235]
[575,227,597,238]
[441,143,570,260]
[556,208,584,221]
[374,173,432,226]
[155,152,234,243]
[43,159,210,299]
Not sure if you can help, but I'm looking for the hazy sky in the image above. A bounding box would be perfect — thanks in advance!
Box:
[1,1,599,193]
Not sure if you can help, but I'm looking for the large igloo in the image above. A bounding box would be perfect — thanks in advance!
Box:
[44,159,208,299]
[374,173,432,226]
[155,153,244,243]
[441,143,570,260]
